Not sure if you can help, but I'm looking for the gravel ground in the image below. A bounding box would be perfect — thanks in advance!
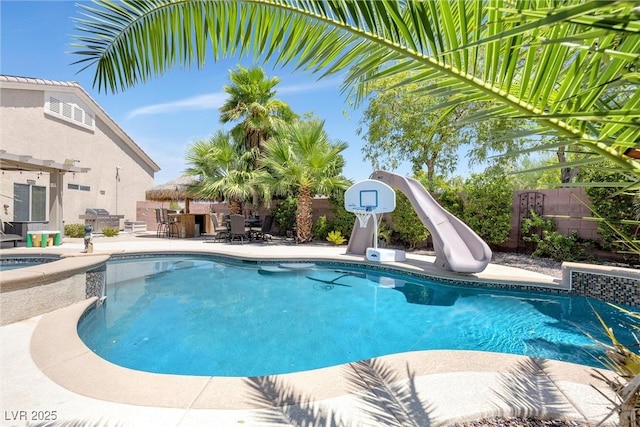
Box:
[450,417,591,426]
[490,251,563,279]
[412,250,565,279]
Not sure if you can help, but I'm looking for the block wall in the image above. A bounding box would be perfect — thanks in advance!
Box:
[503,187,601,250]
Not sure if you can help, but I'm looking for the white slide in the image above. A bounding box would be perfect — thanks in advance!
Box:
[346,170,492,273]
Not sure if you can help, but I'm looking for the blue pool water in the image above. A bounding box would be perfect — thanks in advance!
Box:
[0,257,56,271]
[77,256,634,377]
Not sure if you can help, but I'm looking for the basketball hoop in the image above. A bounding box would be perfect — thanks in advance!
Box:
[344,179,395,252]
[353,209,373,228]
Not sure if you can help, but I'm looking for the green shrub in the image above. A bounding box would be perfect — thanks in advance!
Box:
[312,215,330,240]
[431,169,512,246]
[377,217,392,247]
[64,223,86,238]
[272,196,298,235]
[327,192,355,238]
[434,182,464,219]
[326,230,347,246]
[521,211,593,262]
[581,164,639,252]
[390,192,429,250]
[459,171,513,245]
[101,227,120,237]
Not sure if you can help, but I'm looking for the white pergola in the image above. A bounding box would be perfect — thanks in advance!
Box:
[0,150,90,231]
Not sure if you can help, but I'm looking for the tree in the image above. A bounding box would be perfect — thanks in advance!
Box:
[259,120,351,243]
[509,155,562,190]
[220,65,296,165]
[359,74,464,188]
[360,74,535,189]
[184,131,266,214]
[71,0,640,187]
[556,141,583,184]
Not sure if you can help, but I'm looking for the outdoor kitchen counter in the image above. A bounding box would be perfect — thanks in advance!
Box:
[168,213,211,238]
[79,208,124,233]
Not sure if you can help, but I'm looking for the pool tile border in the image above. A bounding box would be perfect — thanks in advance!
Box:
[106,252,571,298]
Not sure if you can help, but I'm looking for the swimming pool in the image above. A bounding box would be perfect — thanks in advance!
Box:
[0,256,58,271]
[77,256,632,377]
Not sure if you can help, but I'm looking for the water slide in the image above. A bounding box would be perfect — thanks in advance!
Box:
[346,170,492,273]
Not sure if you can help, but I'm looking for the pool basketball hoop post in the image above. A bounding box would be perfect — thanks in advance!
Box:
[353,206,384,254]
[344,180,406,262]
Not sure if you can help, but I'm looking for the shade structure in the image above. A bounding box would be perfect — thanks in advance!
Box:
[145,175,200,213]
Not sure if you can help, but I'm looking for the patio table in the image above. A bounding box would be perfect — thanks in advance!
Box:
[223,217,262,241]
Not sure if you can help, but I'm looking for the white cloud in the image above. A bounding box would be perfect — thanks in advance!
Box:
[125,77,342,119]
[278,78,342,95]
[126,92,227,119]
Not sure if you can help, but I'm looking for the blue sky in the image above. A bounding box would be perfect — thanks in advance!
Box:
[2,0,412,185]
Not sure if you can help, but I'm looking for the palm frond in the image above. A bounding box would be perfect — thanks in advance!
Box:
[71,0,640,178]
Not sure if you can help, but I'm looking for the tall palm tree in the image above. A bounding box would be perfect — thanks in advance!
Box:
[220,65,296,156]
[71,0,640,186]
[259,120,350,243]
[185,130,267,214]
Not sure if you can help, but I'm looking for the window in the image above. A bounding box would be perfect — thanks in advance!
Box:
[68,183,91,192]
[44,92,95,130]
[13,183,46,222]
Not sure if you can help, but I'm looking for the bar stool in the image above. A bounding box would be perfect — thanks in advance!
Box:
[161,208,179,238]
[155,208,167,237]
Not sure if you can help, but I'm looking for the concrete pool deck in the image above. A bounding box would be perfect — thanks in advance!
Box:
[0,233,620,426]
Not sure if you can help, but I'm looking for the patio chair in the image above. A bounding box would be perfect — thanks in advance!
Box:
[252,215,274,241]
[0,221,23,247]
[283,226,297,244]
[228,214,247,244]
[205,214,229,242]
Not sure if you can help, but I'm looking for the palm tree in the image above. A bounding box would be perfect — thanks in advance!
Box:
[185,130,267,214]
[259,120,350,243]
[220,65,296,157]
[71,0,640,186]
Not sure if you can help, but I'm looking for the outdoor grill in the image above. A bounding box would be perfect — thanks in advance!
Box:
[79,208,124,233]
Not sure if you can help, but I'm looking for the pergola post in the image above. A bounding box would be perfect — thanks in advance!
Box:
[49,171,64,232]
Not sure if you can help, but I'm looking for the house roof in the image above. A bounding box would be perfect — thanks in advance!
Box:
[0,74,161,173]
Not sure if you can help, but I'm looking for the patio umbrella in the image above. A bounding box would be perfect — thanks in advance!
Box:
[145,175,200,213]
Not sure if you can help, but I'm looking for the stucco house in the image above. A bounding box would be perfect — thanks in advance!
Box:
[0,75,160,236]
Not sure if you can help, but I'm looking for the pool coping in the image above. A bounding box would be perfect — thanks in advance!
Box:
[1,246,566,291]
[32,298,617,414]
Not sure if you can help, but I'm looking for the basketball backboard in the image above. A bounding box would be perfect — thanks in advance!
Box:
[344,179,396,214]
